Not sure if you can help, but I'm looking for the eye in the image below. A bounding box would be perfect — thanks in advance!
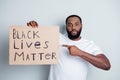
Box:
[75,22,79,26]
[67,23,72,27]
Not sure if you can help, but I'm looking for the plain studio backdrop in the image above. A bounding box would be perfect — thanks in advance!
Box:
[0,0,119,80]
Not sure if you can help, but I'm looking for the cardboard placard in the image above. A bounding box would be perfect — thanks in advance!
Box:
[9,26,59,65]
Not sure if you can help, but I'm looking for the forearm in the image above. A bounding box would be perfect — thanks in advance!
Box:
[78,50,111,70]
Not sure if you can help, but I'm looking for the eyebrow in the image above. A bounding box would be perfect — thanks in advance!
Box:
[67,22,72,24]
[75,22,80,24]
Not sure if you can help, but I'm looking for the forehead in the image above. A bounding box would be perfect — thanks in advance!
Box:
[67,17,80,23]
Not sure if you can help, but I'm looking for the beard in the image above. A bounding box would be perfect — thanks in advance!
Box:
[66,28,82,40]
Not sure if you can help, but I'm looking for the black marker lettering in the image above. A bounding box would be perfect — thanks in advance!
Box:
[33,31,40,39]
[14,52,24,61]
[52,52,56,59]
[45,53,51,59]
[14,40,19,49]
[43,41,49,49]
[34,41,41,49]
[26,42,33,48]
[21,31,26,39]
[31,53,36,60]
[26,54,30,61]
[27,31,31,39]
[39,53,44,60]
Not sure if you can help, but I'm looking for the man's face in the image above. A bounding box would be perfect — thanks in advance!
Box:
[66,17,82,40]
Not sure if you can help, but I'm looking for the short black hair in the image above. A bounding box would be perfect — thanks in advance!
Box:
[65,15,82,24]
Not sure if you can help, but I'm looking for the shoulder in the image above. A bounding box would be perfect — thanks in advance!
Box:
[80,38,95,45]
[81,38,103,55]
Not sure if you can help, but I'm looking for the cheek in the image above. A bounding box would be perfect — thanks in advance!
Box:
[67,27,72,32]
[77,28,81,31]
[76,26,82,31]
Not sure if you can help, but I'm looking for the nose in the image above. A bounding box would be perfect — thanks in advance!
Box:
[72,25,76,29]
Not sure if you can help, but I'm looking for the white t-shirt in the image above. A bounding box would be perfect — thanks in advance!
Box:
[48,33,103,80]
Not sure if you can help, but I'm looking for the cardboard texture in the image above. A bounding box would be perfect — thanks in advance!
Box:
[9,26,59,65]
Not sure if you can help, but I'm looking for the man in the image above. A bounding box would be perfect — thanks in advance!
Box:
[27,15,111,80]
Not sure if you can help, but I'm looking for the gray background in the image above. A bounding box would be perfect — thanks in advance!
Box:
[0,0,119,80]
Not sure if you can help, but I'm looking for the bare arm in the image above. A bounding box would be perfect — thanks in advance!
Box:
[63,45,111,70]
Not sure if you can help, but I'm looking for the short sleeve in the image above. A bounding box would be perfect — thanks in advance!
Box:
[85,41,103,55]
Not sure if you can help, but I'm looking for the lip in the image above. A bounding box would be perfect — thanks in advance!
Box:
[71,31,77,35]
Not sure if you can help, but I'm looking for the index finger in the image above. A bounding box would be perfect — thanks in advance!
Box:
[62,44,71,49]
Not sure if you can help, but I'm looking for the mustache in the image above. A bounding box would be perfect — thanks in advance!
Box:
[70,30,78,33]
